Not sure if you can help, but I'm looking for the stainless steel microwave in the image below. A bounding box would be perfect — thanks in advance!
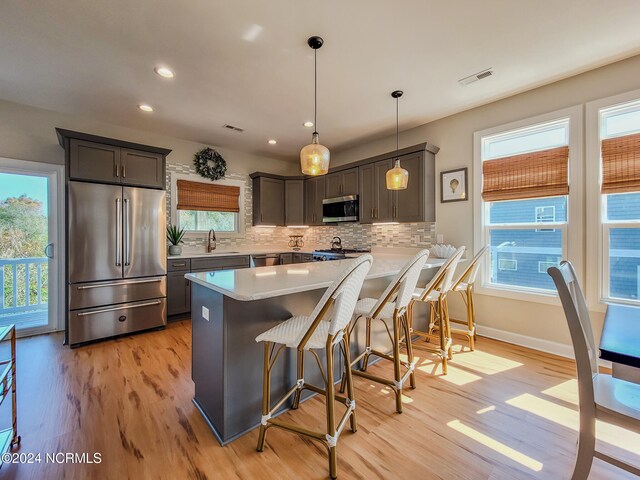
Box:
[322,195,359,222]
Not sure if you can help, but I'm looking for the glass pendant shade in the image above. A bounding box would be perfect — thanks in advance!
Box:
[386,159,409,190]
[300,132,330,176]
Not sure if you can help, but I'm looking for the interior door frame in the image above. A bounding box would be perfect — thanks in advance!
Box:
[0,157,65,336]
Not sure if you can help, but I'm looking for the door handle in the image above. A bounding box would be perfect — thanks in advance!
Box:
[124,198,130,266]
[77,300,162,316]
[44,243,54,259]
[115,164,119,178]
[115,198,122,266]
[122,163,126,178]
[77,278,162,290]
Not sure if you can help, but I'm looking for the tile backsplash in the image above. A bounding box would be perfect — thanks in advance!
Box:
[166,162,436,250]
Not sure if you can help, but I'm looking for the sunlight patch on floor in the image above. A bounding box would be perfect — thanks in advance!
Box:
[454,350,523,375]
[541,379,579,405]
[447,419,543,471]
[428,364,482,386]
[477,405,496,414]
[506,393,640,455]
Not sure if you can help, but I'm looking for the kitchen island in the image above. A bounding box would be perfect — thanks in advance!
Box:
[186,251,449,445]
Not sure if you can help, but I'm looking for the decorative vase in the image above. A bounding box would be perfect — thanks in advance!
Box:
[169,245,182,256]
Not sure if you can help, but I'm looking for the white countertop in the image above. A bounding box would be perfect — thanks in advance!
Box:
[168,245,320,259]
[186,253,449,301]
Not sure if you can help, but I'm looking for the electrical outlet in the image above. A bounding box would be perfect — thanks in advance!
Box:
[202,306,209,321]
[437,234,444,244]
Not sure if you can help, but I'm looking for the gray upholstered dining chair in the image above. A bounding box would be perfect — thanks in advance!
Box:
[548,261,640,479]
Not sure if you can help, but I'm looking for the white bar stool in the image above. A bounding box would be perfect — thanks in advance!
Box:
[407,246,465,375]
[449,245,489,351]
[345,250,429,413]
[255,254,373,480]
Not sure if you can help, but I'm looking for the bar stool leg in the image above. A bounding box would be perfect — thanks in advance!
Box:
[361,316,372,372]
[466,288,475,351]
[403,312,416,389]
[392,313,403,413]
[470,285,478,343]
[444,298,453,360]
[257,342,271,452]
[292,350,304,409]
[342,332,357,433]
[438,300,448,375]
[325,344,338,479]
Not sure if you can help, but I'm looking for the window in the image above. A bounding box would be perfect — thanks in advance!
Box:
[535,206,556,232]
[171,176,244,236]
[475,115,574,296]
[597,99,640,303]
[498,258,518,271]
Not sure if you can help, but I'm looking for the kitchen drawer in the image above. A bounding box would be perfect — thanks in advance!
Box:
[69,298,166,345]
[191,255,250,271]
[69,276,166,310]
[168,259,191,271]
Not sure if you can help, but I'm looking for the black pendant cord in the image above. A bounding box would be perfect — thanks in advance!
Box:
[396,96,399,161]
[314,48,318,134]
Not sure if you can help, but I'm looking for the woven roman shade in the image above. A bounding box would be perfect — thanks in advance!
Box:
[176,180,240,213]
[601,132,640,194]
[482,146,569,202]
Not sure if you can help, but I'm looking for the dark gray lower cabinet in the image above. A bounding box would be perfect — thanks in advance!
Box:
[167,270,190,316]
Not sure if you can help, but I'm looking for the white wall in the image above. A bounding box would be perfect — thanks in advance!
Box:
[331,53,640,353]
[0,99,294,175]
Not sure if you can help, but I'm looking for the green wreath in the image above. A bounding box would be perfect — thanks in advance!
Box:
[194,147,227,181]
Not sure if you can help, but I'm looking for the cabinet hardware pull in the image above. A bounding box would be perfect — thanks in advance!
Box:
[171,262,186,267]
[122,164,126,178]
[115,164,119,177]
[77,300,162,316]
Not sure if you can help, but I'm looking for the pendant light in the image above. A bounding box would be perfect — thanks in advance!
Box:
[300,36,330,176]
[386,90,409,190]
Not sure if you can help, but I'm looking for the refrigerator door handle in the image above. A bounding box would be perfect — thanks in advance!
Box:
[124,198,130,266]
[115,198,122,267]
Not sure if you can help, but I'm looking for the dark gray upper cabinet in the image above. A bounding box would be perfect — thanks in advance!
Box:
[120,148,164,188]
[252,176,285,226]
[250,142,437,226]
[393,151,435,223]
[285,179,305,226]
[69,139,121,184]
[325,167,359,198]
[58,129,170,189]
[304,176,325,225]
[359,160,393,223]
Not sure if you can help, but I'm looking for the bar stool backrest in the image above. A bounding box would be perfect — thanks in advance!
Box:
[452,245,489,290]
[369,249,430,318]
[295,255,373,346]
[417,246,466,301]
[548,261,598,388]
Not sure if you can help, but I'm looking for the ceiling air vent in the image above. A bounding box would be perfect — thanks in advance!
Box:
[458,68,493,86]
[223,124,245,133]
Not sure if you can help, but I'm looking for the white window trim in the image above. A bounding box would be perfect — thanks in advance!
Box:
[473,105,583,306]
[169,172,246,239]
[586,88,640,311]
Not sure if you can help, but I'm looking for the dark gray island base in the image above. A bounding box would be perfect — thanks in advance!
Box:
[189,257,440,445]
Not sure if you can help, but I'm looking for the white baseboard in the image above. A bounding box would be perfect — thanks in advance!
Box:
[476,325,612,369]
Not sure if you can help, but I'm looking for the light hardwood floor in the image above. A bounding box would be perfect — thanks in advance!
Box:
[1,320,638,479]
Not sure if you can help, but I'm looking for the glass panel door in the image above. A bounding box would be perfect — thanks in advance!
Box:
[0,162,61,335]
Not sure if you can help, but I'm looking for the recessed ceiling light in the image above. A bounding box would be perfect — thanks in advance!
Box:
[268,139,277,145]
[138,104,154,112]
[154,66,175,78]
[303,121,314,128]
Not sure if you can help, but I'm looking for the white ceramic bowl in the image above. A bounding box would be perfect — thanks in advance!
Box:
[430,244,457,258]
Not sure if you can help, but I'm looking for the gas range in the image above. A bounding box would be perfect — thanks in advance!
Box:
[312,248,371,261]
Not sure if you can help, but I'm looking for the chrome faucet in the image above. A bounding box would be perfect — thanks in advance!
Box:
[208,229,217,252]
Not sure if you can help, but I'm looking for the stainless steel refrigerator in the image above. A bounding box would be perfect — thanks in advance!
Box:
[67,181,167,345]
